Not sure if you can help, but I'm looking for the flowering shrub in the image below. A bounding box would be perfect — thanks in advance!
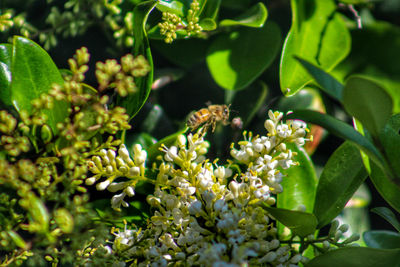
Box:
[81,111,357,266]
[1,1,400,266]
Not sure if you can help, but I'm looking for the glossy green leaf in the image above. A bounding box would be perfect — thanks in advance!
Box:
[313,141,368,228]
[10,36,67,134]
[278,143,318,213]
[230,81,268,128]
[379,114,400,179]
[262,206,318,237]
[343,76,393,138]
[332,21,400,113]
[0,44,12,107]
[364,230,400,249]
[370,161,400,213]
[207,21,281,90]
[117,1,155,119]
[201,0,221,19]
[295,57,344,101]
[285,110,385,169]
[219,2,268,28]
[371,207,400,232]
[306,247,400,267]
[156,0,185,16]
[199,18,217,31]
[280,0,351,96]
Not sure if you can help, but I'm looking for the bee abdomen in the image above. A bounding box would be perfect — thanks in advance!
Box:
[187,109,210,128]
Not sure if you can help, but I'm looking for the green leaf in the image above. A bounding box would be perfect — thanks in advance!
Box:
[370,161,400,213]
[0,44,12,107]
[306,247,400,267]
[10,36,68,134]
[207,21,281,90]
[295,57,344,101]
[280,0,351,96]
[156,0,186,16]
[332,21,400,113]
[201,0,221,20]
[278,143,318,213]
[277,143,318,235]
[230,81,268,128]
[343,76,393,138]
[313,141,368,228]
[379,114,400,179]
[199,18,217,31]
[285,110,386,170]
[371,207,400,232]
[219,2,268,28]
[364,230,400,249]
[262,206,318,237]
[118,1,155,119]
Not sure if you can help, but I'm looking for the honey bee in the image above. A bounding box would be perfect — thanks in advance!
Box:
[187,104,230,135]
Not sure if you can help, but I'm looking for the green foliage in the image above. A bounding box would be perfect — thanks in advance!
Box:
[280,0,351,96]
[206,21,281,90]
[313,141,368,228]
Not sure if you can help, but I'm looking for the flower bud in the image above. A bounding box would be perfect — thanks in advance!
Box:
[133,144,143,155]
[338,224,349,233]
[107,149,116,161]
[116,156,125,168]
[260,251,277,263]
[106,165,114,174]
[269,239,280,249]
[107,182,126,192]
[290,254,302,264]
[135,150,147,165]
[125,186,135,197]
[343,233,360,244]
[323,240,330,249]
[127,166,140,177]
[93,156,103,171]
[229,181,239,198]
[118,144,130,160]
[177,135,186,147]
[329,220,339,237]
[85,177,97,185]
[188,200,202,215]
[264,120,275,134]
[97,179,111,191]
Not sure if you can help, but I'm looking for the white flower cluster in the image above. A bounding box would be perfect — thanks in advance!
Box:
[230,110,309,195]
[86,144,147,210]
[109,110,311,266]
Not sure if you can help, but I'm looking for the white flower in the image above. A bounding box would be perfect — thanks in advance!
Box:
[254,185,270,200]
[111,192,129,210]
[164,146,178,162]
[125,186,135,197]
[277,124,292,138]
[97,179,111,191]
[278,150,295,169]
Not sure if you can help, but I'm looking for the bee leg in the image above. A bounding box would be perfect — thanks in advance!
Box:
[210,118,217,132]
